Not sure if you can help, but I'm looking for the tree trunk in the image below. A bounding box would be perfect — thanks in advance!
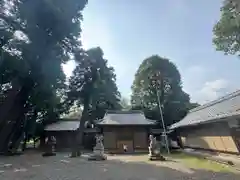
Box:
[0,78,21,118]
[0,79,33,153]
[40,136,46,150]
[0,103,23,152]
[0,83,20,125]
[0,122,16,153]
[71,96,90,157]
[33,139,36,149]
[9,115,27,152]
[22,137,28,151]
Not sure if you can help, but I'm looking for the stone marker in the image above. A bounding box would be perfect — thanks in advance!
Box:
[42,136,56,157]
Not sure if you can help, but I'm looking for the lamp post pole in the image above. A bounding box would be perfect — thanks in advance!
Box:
[152,72,170,154]
[156,89,170,154]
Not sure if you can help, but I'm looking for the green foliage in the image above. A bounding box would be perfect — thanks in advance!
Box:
[131,55,191,126]
[1,0,87,113]
[67,47,121,121]
[0,0,88,151]
[120,97,131,110]
[213,0,240,55]
[63,110,82,119]
[187,102,200,111]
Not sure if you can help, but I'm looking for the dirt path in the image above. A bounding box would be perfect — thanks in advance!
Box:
[0,153,239,180]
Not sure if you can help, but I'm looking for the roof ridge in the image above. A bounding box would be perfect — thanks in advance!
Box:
[106,110,143,114]
[189,89,240,113]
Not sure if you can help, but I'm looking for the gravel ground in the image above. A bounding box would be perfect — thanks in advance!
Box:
[0,153,239,180]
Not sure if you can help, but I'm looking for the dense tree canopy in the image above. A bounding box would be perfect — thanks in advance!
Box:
[0,0,88,153]
[213,0,240,55]
[187,102,200,111]
[66,47,121,156]
[1,0,202,154]
[0,0,121,155]
[131,55,192,126]
[67,47,121,121]
[120,97,131,110]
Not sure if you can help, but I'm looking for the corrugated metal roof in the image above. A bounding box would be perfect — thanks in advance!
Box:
[97,110,156,125]
[45,121,80,131]
[170,90,240,129]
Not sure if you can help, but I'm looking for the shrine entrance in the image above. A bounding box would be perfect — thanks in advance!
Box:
[117,140,133,153]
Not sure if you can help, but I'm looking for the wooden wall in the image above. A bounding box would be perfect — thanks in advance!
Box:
[102,126,149,153]
[45,131,75,150]
[180,122,239,154]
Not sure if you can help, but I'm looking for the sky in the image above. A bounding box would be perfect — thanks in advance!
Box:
[63,0,240,105]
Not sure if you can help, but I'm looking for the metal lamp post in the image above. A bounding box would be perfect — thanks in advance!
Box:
[134,75,172,154]
[156,88,170,154]
[151,72,170,154]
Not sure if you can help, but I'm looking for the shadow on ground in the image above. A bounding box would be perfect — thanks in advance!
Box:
[0,153,239,180]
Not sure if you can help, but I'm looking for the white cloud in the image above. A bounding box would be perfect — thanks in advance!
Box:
[181,65,207,94]
[194,79,229,104]
[183,65,238,104]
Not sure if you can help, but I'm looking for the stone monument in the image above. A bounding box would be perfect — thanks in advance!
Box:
[42,136,56,157]
[148,135,165,161]
[88,134,107,161]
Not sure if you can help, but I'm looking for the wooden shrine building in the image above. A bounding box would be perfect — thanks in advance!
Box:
[96,110,156,153]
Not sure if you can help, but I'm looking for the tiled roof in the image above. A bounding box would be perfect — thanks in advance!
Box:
[45,121,80,131]
[97,110,156,125]
[170,90,240,129]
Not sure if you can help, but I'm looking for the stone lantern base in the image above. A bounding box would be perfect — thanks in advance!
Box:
[88,134,107,161]
[149,154,166,161]
[148,135,166,161]
[88,153,107,161]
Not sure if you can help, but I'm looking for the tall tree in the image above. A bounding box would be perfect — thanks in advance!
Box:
[213,0,240,55]
[67,47,121,156]
[120,97,131,110]
[0,0,87,153]
[187,102,200,111]
[131,55,191,126]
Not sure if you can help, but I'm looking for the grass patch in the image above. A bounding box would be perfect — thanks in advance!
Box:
[26,140,34,145]
[165,152,237,173]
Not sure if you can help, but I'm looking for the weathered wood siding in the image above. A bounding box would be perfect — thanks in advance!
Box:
[45,131,75,150]
[134,131,148,149]
[103,131,116,149]
[180,122,239,154]
[102,126,149,153]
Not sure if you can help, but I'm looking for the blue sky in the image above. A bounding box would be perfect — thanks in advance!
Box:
[63,0,240,104]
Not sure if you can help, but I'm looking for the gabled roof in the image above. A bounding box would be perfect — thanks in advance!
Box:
[97,110,156,125]
[45,121,80,131]
[170,90,240,129]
